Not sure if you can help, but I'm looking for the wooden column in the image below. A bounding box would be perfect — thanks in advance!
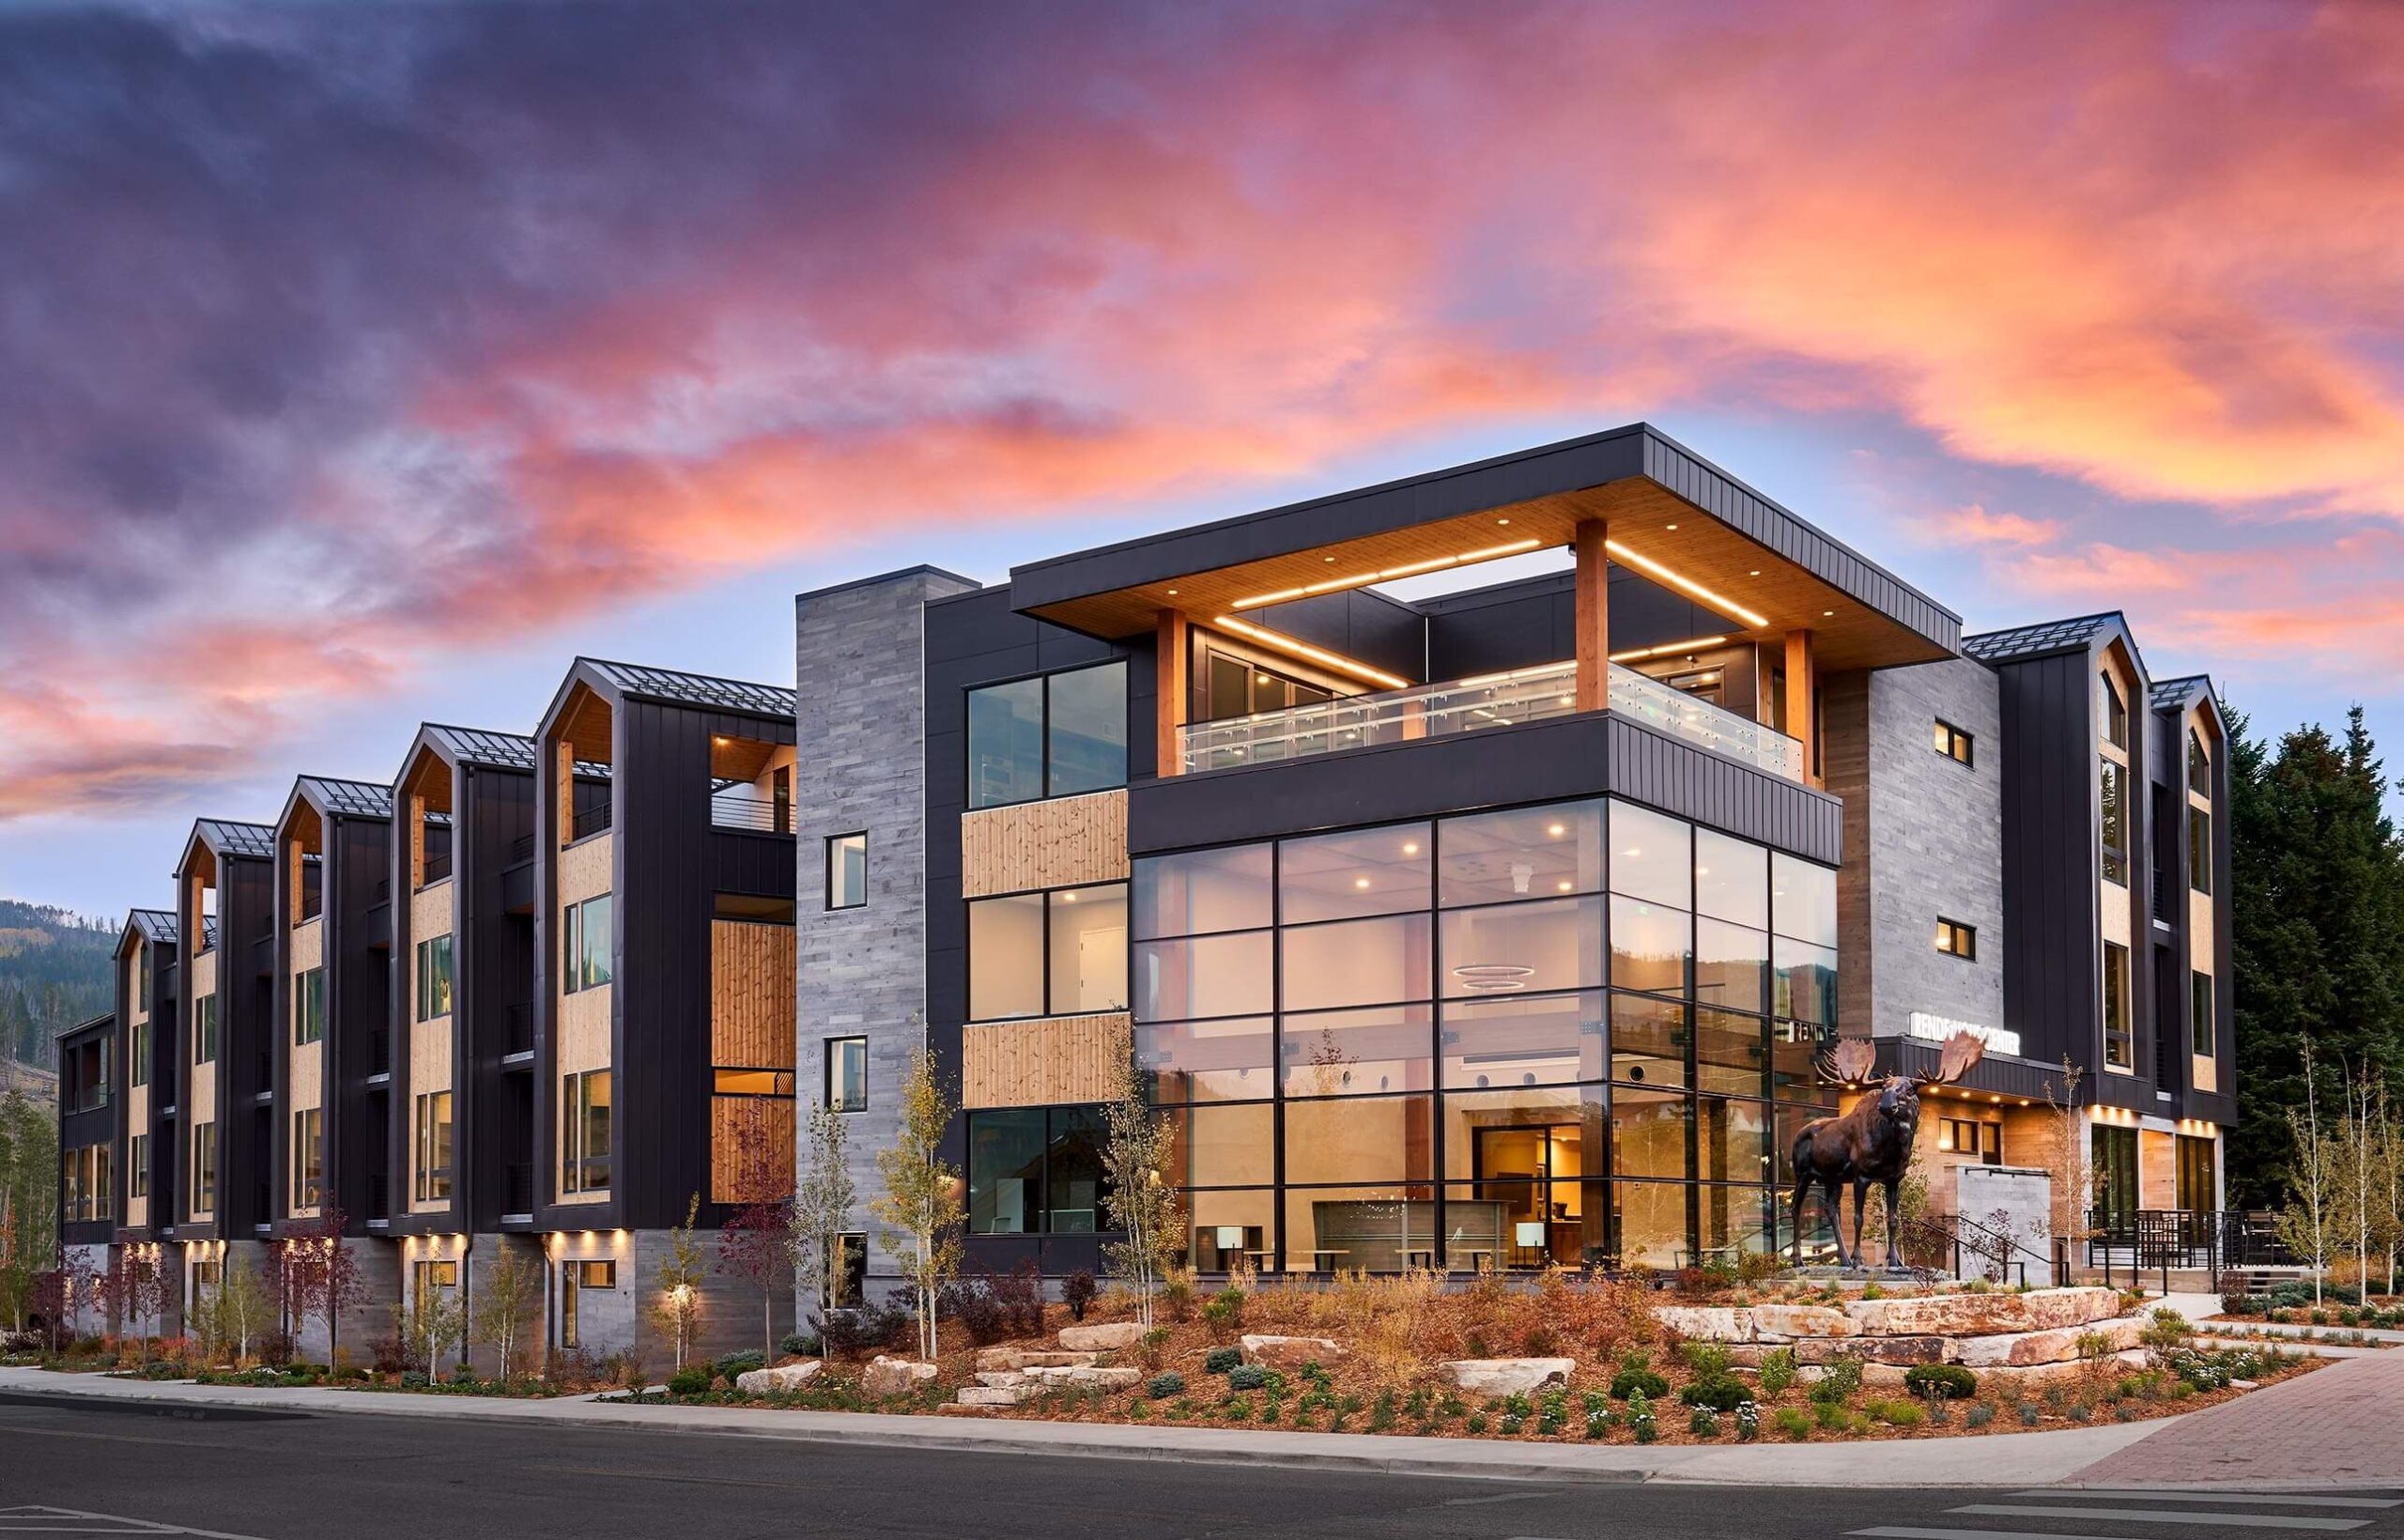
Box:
[1156,608,1190,777]
[1574,519,1610,712]
[1783,628,1818,784]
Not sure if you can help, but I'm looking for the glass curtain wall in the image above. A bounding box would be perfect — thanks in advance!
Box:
[1133,797,1839,1271]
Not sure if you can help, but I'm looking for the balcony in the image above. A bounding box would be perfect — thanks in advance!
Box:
[1177,660,1806,781]
[571,802,612,841]
[711,793,793,835]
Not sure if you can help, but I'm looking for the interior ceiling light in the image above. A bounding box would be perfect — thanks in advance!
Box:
[1231,537,1542,610]
[1603,540,1770,629]
[1210,615,1412,689]
[1609,635,1730,664]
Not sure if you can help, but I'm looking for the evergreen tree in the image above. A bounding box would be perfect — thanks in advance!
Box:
[2228,706,2404,1209]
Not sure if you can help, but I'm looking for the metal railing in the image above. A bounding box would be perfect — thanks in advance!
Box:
[712,793,794,835]
[2083,1209,2295,1290]
[422,852,453,884]
[1177,659,1806,780]
[510,832,535,863]
[504,1001,534,1055]
[571,802,612,841]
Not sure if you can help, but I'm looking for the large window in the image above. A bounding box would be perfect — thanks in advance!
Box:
[2100,758,2128,886]
[292,1106,323,1209]
[968,1106,1107,1234]
[1132,798,1838,1271]
[2188,807,2212,894]
[413,1090,453,1203]
[563,1070,611,1195]
[415,934,455,1020]
[825,1036,867,1112]
[194,993,220,1064]
[2103,941,2133,1069]
[294,966,326,1045]
[191,1121,216,1215]
[2091,1123,2138,1223]
[63,1144,112,1223]
[825,833,867,911]
[2189,728,2211,795]
[966,662,1127,809]
[2100,672,2127,748]
[131,1019,148,1086]
[130,1134,147,1200]
[562,896,612,993]
[2191,971,2216,1057]
[968,883,1129,1020]
[560,1259,614,1348]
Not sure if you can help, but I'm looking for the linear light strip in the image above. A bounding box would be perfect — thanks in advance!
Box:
[1603,540,1771,629]
[1609,635,1731,663]
[1210,616,1413,689]
[1230,537,1541,609]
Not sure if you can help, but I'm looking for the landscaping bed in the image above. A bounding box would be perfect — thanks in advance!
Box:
[629,1272,2317,1444]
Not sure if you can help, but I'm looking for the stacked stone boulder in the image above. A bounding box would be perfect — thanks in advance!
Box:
[1653,1287,2144,1386]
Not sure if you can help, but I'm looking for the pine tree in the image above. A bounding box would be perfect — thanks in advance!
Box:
[2227,706,2404,1209]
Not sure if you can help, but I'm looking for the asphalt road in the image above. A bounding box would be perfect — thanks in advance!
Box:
[1,1397,2399,1540]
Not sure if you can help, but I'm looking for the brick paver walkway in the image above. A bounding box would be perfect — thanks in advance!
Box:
[2072,1347,2404,1487]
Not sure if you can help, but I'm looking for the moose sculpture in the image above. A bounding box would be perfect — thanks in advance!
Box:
[1789,1032,1986,1272]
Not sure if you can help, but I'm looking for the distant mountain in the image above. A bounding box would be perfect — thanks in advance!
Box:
[0,900,115,1075]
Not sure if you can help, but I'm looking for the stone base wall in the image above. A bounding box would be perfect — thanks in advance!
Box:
[1653,1286,2145,1384]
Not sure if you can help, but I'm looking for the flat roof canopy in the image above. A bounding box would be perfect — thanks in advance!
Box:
[1009,424,1961,673]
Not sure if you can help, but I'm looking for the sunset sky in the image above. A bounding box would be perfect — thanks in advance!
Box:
[4,0,2401,918]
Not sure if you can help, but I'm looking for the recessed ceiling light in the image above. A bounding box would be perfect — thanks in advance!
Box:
[1556,880,1574,892]
[1166,588,1179,595]
[1665,523,1678,531]
[1824,609,1835,617]
[1402,841,1421,856]
[1749,569,1762,577]
[1547,824,1565,837]
[1324,555,1337,562]
[1497,517,1511,526]
[1353,876,1372,889]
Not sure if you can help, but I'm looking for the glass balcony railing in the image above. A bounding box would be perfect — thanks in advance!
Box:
[1177,659,1806,781]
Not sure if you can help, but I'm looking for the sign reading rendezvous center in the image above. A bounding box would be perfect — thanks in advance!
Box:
[1907,1011,2021,1059]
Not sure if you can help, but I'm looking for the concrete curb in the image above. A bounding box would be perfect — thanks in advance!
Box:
[0,1365,2159,1488]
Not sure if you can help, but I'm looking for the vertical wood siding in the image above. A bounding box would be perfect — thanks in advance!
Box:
[960,1013,1133,1108]
[961,789,1131,897]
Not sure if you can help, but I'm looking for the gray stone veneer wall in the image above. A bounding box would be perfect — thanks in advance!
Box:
[1836,657,2008,1040]
[794,568,979,1299]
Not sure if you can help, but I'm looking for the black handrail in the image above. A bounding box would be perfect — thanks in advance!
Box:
[572,802,612,841]
[711,793,793,835]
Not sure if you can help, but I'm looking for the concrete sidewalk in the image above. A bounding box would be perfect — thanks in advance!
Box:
[0,1364,2157,1487]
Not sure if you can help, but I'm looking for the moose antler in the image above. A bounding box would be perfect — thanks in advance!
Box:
[1815,1037,1877,1086]
[1919,1030,1988,1086]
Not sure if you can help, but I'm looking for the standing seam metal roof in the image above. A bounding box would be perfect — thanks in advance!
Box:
[581,658,796,716]
[195,819,276,858]
[129,908,178,947]
[297,776,393,818]
[1959,612,2120,662]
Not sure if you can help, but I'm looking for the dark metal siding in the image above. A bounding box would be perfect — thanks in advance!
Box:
[1130,712,1841,865]
[219,852,276,1237]
[1993,653,2102,1083]
[59,1022,116,1247]
[464,765,535,1231]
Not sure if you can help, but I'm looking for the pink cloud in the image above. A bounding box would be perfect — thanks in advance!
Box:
[6,1,2404,816]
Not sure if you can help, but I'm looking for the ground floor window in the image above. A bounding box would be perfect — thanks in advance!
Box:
[561,1258,615,1348]
[2091,1123,2139,1224]
[291,1107,323,1209]
[1939,1116,2002,1165]
[412,1258,458,1295]
[967,1106,1107,1234]
[2176,1133,2216,1213]
[412,1090,453,1203]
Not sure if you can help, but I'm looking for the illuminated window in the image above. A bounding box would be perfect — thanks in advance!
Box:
[825,833,867,910]
[1938,1117,2002,1164]
[563,1070,611,1194]
[291,1107,323,1209]
[294,966,326,1045]
[413,1091,453,1203]
[1934,918,1977,961]
[2103,942,2132,1069]
[415,934,455,1020]
[825,1037,867,1112]
[1933,719,1975,766]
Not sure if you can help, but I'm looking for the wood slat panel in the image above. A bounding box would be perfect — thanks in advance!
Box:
[711,919,795,1069]
[710,1094,796,1203]
[961,1014,1132,1108]
[962,789,1129,898]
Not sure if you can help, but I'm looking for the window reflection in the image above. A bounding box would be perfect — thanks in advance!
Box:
[1438,801,1604,907]
[1441,991,1604,1088]
[1133,844,1272,939]
[1280,913,1432,1011]
[1610,895,1689,995]
[1610,801,1692,907]
[1440,896,1602,997]
[1279,824,1430,924]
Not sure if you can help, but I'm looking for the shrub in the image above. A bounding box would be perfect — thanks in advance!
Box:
[1865,1397,1924,1427]
[1465,1410,1488,1434]
[399,1370,430,1391]
[667,1366,711,1397]
[712,1348,765,1380]
[1161,1269,1197,1323]
[1627,1388,1657,1443]
[1678,1377,1749,1411]
[1610,1351,1670,1400]
[1813,1398,1848,1431]
[1202,1288,1246,1340]
[816,1300,915,1357]
[2017,1402,2041,1426]
[1773,1406,1813,1440]
[1062,1270,1099,1322]
[1808,1355,1863,1406]
[1134,1327,1170,1372]
[1903,1363,1977,1401]
[940,1260,1047,1346]
[2067,1402,2091,1423]
[1584,1409,1613,1439]
[1227,1364,1269,1393]
[1734,1400,1761,1440]
[1204,1346,1243,1375]
[1758,1347,1798,1398]
[1688,1406,1720,1437]
[2139,1310,2195,1356]
[779,1332,821,1358]
[1679,1342,1734,1380]
[1965,1402,1995,1429]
